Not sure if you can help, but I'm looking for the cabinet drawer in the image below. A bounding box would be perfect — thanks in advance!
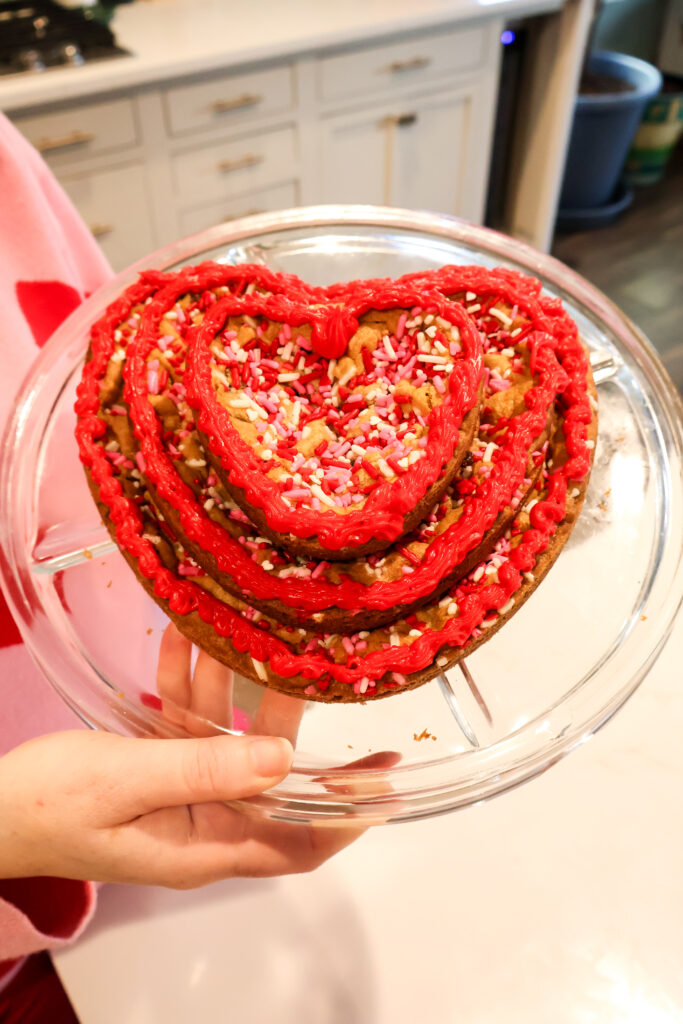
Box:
[317,26,485,103]
[13,98,138,167]
[179,181,299,236]
[60,163,155,272]
[171,126,296,205]
[164,65,294,137]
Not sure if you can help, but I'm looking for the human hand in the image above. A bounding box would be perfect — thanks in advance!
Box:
[0,627,367,888]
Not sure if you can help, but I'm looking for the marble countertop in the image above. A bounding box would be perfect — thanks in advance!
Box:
[53,611,683,1023]
[0,0,562,112]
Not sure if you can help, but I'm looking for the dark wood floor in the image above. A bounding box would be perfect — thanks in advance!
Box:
[552,146,683,395]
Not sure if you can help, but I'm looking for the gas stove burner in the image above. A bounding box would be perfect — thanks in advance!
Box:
[0,0,130,76]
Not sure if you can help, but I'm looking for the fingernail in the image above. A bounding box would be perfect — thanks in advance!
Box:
[249,737,293,778]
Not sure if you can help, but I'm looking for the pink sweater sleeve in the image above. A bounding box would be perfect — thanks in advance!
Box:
[0,879,97,961]
[0,110,113,966]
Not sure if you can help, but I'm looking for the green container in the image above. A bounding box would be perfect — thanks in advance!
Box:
[625,91,683,185]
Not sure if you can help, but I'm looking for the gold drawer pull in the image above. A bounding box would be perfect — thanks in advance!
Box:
[211,93,263,113]
[218,153,264,174]
[223,208,265,221]
[386,57,431,74]
[381,112,418,128]
[90,223,113,238]
[36,129,95,153]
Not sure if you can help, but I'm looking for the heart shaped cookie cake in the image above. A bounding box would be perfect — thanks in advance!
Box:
[76,262,597,702]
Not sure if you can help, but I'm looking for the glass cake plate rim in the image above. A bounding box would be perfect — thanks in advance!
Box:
[1,205,682,825]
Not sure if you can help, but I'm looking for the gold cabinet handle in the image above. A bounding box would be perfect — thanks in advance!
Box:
[211,93,263,113]
[223,207,265,221]
[36,129,95,153]
[90,223,113,238]
[386,57,431,74]
[218,153,264,173]
[381,112,418,129]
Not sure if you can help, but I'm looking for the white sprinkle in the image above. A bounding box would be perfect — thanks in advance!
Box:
[447,601,458,616]
[358,631,369,639]
[479,616,496,629]
[465,291,476,302]
[229,397,251,408]
[408,629,422,638]
[466,303,481,314]
[359,678,370,694]
[339,366,356,388]
[186,458,207,468]
[586,439,595,449]
[417,354,449,364]
[436,317,451,331]
[501,347,515,357]
[245,408,259,422]
[526,498,538,511]
[376,458,394,479]
[499,598,515,615]
[252,659,268,682]
[389,634,401,647]
[261,560,274,571]
[424,314,435,325]
[425,325,438,338]
[383,336,396,358]
[278,373,299,383]
[524,571,535,582]
[437,655,448,667]
[328,359,337,382]
[111,348,125,364]
[570,487,581,499]
[204,498,215,511]
[311,483,336,507]
[489,307,513,328]
[483,442,496,463]
[472,565,485,583]
[261,449,273,461]
[589,394,598,412]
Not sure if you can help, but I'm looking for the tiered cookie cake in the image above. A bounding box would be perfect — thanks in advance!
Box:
[75,262,597,702]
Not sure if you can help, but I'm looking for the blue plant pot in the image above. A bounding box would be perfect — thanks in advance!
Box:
[559,51,662,211]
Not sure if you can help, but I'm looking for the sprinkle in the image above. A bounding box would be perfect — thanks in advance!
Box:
[499,598,515,614]
[585,439,595,449]
[489,307,513,327]
[436,656,448,667]
[472,565,485,583]
[135,452,146,472]
[252,659,268,682]
[466,303,481,313]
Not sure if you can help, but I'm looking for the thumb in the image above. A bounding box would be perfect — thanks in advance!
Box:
[98,732,293,818]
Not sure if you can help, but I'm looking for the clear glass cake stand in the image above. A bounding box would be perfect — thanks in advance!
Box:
[1,206,681,825]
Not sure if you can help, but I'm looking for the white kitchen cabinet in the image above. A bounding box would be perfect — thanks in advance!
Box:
[179,181,299,235]
[171,124,298,206]
[319,85,478,219]
[9,20,502,269]
[59,163,156,271]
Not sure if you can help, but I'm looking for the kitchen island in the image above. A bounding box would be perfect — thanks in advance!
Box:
[2,0,593,266]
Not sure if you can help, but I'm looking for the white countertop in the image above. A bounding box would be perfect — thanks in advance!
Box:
[53,611,683,1023]
[0,0,562,113]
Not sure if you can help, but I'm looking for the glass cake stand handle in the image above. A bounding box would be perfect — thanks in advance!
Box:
[31,522,114,575]
[437,661,496,749]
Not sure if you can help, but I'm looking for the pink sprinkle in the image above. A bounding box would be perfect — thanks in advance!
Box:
[392,672,407,685]
[177,564,202,576]
[304,685,317,696]
[206,474,217,486]
[433,376,446,395]
[449,342,461,356]
[342,637,355,656]
[135,452,147,472]
[110,404,127,415]
[147,370,159,394]
[311,561,329,579]
[283,488,310,500]
[395,312,408,340]
[311,497,321,511]
[355,640,368,652]
[283,323,292,340]
[489,377,512,392]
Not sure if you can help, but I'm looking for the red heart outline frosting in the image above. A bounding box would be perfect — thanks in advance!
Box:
[176,283,483,551]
